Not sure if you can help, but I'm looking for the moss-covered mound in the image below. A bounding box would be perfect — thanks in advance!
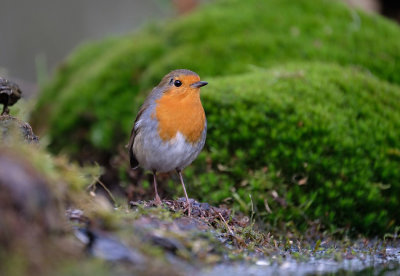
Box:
[186,63,400,235]
[31,0,400,235]
[0,142,106,276]
[32,0,400,156]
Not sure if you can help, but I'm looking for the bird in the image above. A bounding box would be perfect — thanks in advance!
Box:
[128,69,208,216]
[0,77,22,115]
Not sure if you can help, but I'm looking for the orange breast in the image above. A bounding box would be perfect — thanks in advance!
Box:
[154,90,205,143]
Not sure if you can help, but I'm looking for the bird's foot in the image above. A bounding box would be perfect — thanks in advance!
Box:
[154,194,162,206]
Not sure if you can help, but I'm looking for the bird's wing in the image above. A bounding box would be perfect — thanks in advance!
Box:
[128,126,139,169]
[127,103,148,169]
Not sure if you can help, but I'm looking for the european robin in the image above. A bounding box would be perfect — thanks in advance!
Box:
[128,69,208,216]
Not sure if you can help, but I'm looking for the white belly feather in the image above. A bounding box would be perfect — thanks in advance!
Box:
[133,130,204,173]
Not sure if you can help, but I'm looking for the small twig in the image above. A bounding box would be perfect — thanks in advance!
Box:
[87,177,117,205]
[249,194,255,223]
[264,198,272,214]
[218,212,234,235]
[313,239,321,254]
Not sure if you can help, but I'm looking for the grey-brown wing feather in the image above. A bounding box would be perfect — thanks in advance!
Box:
[128,126,139,169]
[128,102,149,169]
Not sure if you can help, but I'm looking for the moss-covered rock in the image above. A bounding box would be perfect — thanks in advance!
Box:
[0,142,107,276]
[30,0,400,235]
[186,62,400,235]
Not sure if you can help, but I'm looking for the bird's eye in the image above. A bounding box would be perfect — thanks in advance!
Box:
[174,80,182,87]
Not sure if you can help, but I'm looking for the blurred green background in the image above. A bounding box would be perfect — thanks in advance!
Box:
[3,0,400,236]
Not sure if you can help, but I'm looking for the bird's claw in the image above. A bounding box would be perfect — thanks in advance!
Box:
[154,194,162,206]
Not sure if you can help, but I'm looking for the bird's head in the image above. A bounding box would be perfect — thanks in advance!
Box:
[157,69,207,97]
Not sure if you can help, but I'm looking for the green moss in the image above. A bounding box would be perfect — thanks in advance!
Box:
[30,0,400,235]
[186,62,400,235]
[0,142,101,275]
[32,0,400,156]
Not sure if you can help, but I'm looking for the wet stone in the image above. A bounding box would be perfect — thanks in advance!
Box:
[74,227,145,264]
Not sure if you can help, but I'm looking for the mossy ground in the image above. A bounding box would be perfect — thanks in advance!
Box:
[0,139,104,276]
[1,134,399,275]
[65,193,400,276]
[30,0,400,236]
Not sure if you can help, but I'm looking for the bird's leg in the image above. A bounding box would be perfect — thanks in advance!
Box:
[153,170,162,205]
[177,169,191,217]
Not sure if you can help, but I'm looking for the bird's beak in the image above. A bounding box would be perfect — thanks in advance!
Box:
[191,81,208,88]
